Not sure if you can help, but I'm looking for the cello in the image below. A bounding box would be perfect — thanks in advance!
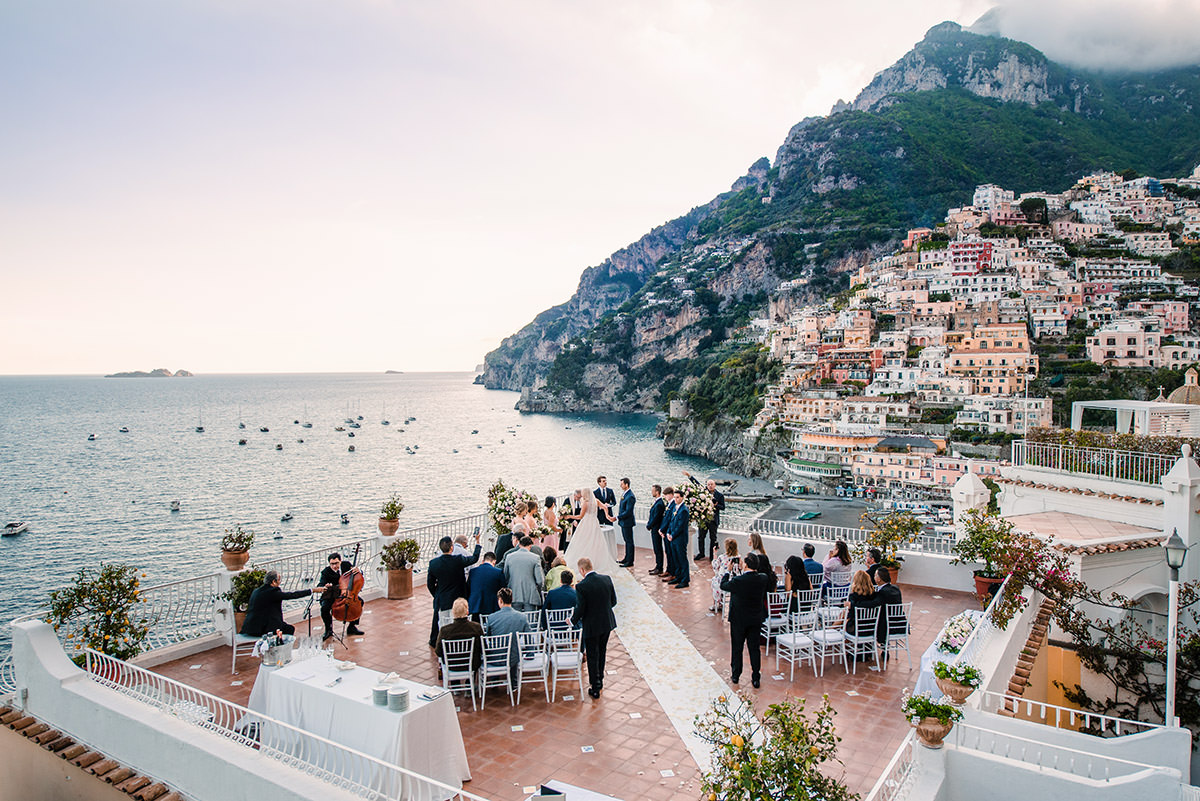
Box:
[331,543,365,623]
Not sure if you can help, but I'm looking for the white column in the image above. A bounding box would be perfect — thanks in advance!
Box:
[1160,445,1200,587]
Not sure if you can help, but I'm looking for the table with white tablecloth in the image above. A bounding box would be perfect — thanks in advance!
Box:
[913,609,983,696]
[247,656,470,800]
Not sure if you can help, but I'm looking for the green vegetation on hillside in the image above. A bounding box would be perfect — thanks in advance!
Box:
[686,347,782,425]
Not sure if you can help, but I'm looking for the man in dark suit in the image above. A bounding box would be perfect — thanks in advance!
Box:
[720,553,773,687]
[665,488,690,588]
[870,566,904,645]
[241,570,313,637]
[685,472,725,562]
[427,531,482,647]
[660,487,677,581]
[645,485,666,575]
[594,476,616,526]
[318,552,365,641]
[544,569,578,612]
[467,552,504,619]
[616,478,637,567]
[571,557,617,699]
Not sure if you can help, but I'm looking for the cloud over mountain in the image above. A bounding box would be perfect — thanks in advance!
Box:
[971,0,1200,73]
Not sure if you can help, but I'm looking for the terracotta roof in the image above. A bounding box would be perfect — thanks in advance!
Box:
[992,476,1163,506]
[1053,536,1165,555]
[0,706,186,801]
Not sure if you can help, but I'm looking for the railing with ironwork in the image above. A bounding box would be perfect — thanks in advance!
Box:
[951,575,1010,669]
[139,573,225,650]
[82,648,494,801]
[721,514,955,556]
[979,692,1165,737]
[864,729,916,801]
[398,513,489,562]
[952,722,1178,782]
[1011,440,1175,486]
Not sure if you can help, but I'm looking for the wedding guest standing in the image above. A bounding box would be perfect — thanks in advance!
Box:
[747,532,776,589]
[467,552,504,619]
[660,487,678,582]
[720,553,772,688]
[646,484,666,575]
[572,557,618,699]
[427,532,481,648]
[710,538,740,614]
[616,478,637,568]
[503,536,545,612]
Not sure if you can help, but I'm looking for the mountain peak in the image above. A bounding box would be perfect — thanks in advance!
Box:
[850,22,1055,112]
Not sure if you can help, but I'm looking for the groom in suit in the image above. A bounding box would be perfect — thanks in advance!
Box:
[594,476,616,526]
[616,478,636,567]
[660,486,677,582]
[645,484,666,575]
[572,557,617,699]
[665,487,690,588]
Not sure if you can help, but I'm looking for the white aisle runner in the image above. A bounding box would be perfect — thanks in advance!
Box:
[610,570,735,772]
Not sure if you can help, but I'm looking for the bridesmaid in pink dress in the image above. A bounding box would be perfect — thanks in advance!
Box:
[541,496,560,551]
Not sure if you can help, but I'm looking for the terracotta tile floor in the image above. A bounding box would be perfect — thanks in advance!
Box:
[152,548,977,800]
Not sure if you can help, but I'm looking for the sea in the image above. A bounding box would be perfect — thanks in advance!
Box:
[0,372,718,635]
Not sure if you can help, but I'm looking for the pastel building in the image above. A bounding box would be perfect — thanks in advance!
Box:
[1086,318,1162,368]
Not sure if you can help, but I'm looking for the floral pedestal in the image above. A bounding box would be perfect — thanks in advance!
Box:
[221,550,250,571]
[913,717,955,749]
[935,677,976,705]
[378,518,400,537]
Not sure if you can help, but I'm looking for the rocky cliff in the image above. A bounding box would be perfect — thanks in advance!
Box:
[659,416,790,482]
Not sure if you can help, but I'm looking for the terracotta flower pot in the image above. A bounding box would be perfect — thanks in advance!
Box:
[234,611,248,633]
[378,518,400,537]
[387,567,413,600]
[936,677,976,705]
[221,549,250,571]
[973,573,1003,601]
[913,717,954,749]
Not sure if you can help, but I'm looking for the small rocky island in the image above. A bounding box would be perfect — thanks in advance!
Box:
[104,368,194,378]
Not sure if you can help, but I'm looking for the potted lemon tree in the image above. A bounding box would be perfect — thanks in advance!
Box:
[220,525,255,571]
[379,493,405,536]
[381,538,420,600]
[951,509,1014,601]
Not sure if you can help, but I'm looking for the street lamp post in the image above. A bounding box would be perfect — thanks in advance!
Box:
[1163,529,1188,727]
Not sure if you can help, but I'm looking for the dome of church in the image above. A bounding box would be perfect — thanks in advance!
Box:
[1167,368,1200,405]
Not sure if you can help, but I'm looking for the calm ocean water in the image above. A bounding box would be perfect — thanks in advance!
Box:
[0,372,716,631]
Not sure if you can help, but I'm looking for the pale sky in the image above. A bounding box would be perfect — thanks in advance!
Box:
[1,0,1042,375]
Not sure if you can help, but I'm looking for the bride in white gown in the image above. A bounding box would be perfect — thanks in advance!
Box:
[566,491,622,575]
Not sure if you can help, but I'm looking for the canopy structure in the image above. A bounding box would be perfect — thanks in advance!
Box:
[1070,399,1200,437]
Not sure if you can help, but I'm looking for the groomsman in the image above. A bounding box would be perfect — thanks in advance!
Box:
[616,478,637,567]
[685,472,725,562]
[660,486,677,582]
[645,485,666,575]
[594,476,616,526]
[666,487,690,588]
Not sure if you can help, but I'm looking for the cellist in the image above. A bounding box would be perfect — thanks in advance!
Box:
[319,552,366,641]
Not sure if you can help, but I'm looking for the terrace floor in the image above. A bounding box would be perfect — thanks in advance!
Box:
[151,548,977,800]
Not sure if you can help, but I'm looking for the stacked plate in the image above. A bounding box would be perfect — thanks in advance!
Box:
[387,686,410,712]
[372,685,390,706]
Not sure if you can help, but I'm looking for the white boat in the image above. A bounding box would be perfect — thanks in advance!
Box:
[169,501,181,512]
[3,521,27,536]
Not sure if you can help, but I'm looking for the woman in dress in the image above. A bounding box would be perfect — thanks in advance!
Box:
[823,539,852,576]
[563,490,621,575]
[542,496,560,552]
[522,503,538,540]
[844,570,877,637]
[497,501,530,563]
[747,532,776,590]
[710,538,739,614]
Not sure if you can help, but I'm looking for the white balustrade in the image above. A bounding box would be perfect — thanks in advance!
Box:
[952,722,1176,781]
[864,729,916,801]
[978,691,1164,737]
[721,515,955,556]
[82,649,494,801]
[1012,440,1175,486]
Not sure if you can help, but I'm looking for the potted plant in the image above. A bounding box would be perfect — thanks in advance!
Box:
[859,510,922,584]
[933,660,983,705]
[379,493,405,536]
[951,508,1014,601]
[380,538,420,599]
[221,567,266,631]
[901,689,964,749]
[220,525,255,571]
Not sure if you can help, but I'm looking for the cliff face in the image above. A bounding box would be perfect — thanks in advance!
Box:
[659,416,790,481]
[485,20,1200,428]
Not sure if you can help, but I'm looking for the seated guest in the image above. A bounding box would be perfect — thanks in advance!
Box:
[871,567,904,645]
[865,548,882,582]
[543,548,567,590]
[747,532,776,590]
[823,539,852,581]
[434,598,483,671]
[801,543,823,578]
[240,570,313,637]
[467,552,504,620]
[844,570,877,637]
[783,553,812,593]
[486,588,531,638]
[544,570,578,612]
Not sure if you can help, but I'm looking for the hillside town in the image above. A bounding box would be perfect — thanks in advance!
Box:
[747,166,1200,502]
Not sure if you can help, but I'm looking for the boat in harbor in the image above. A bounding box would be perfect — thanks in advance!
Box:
[280,513,293,522]
[340,513,350,524]
[169,500,180,512]
[2,521,27,536]
[118,426,129,433]
[87,433,97,441]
